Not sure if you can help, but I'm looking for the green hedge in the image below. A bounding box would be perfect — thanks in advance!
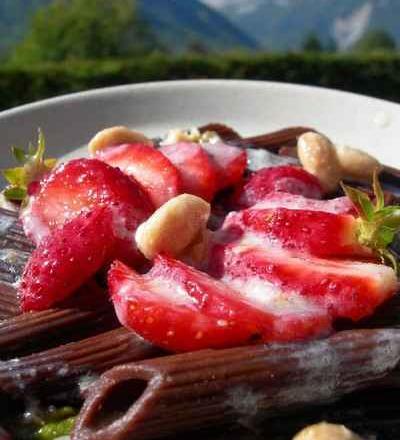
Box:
[1,53,400,110]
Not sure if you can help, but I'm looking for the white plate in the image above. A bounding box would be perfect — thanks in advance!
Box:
[0,79,399,168]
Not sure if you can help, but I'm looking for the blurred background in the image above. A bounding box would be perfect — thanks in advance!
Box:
[1,0,400,110]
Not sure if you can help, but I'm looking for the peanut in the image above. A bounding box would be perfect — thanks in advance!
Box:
[293,422,363,440]
[298,132,342,193]
[135,194,211,260]
[335,144,382,182]
[160,128,220,146]
[88,126,152,155]
[181,228,212,266]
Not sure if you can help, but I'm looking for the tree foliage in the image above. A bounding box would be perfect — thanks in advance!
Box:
[301,32,323,52]
[352,29,396,53]
[10,0,160,63]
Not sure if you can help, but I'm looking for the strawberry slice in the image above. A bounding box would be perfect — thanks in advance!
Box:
[201,142,247,190]
[222,208,371,258]
[209,237,396,322]
[21,159,154,256]
[249,191,356,215]
[108,256,330,352]
[232,166,324,208]
[159,142,217,201]
[96,143,181,208]
[20,208,115,312]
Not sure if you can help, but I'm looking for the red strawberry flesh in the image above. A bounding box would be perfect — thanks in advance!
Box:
[209,236,396,322]
[159,142,218,201]
[20,208,115,312]
[249,191,356,215]
[233,166,324,208]
[21,158,154,261]
[109,256,330,352]
[96,143,181,208]
[223,208,370,258]
[201,141,247,190]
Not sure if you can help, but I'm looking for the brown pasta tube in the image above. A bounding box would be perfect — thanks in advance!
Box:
[198,123,242,142]
[0,327,161,399]
[0,208,34,319]
[0,280,119,359]
[235,126,316,152]
[0,282,20,319]
[73,329,400,440]
[198,124,315,152]
[0,208,34,254]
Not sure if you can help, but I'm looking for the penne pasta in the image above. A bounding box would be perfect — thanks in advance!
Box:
[73,329,400,440]
[0,301,117,360]
[0,277,120,359]
[198,123,242,142]
[0,283,20,320]
[0,327,161,399]
[234,126,315,152]
[198,124,315,152]
[0,208,33,319]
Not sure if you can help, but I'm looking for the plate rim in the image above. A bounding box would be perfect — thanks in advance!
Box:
[1,79,400,118]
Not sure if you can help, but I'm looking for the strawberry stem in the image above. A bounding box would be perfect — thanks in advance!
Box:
[341,171,400,272]
[2,129,57,203]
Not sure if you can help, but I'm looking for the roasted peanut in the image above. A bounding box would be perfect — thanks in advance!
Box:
[135,194,210,260]
[335,144,382,182]
[293,422,363,440]
[161,128,220,146]
[88,126,152,154]
[181,228,211,265]
[298,132,342,193]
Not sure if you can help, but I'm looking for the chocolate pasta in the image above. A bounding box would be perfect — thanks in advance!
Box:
[0,327,161,400]
[0,208,33,319]
[73,329,400,440]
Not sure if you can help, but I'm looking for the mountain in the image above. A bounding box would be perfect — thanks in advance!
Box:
[202,0,400,51]
[0,0,258,55]
[138,0,259,52]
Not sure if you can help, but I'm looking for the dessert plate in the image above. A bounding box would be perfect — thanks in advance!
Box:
[0,80,399,169]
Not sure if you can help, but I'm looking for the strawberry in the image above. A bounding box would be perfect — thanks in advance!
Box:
[209,237,397,322]
[232,166,324,208]
[21,159,154,256]
[20,208,115,311]
[201,141,247,190]
[249,191,356,215]
[96,143,181,208]
[159,142,217,201]
[108,256,330,352]
[222,208,371,258]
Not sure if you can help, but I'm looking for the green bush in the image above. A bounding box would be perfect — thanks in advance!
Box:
[2,53,400,110]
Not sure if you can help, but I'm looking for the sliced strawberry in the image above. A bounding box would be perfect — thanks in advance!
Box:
[20,208,115,312]
[159,142,217,201]
[201,142,247,190]
[96,143,181,208]
[21,159,154,259]
[222,208,371,258]
[209,238,396,322]
[250,191,356,215]
[232,166,324,208]
[108,256,330,352]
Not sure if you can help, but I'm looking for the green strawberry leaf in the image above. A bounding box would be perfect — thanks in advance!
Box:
[344,170,400,273]
[373,171,385,210]
[12,146,27,164]
[2,129,57,203]
[3,186,27,201]
[341,183,375,221]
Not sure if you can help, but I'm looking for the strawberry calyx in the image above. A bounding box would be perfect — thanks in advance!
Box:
[342,171,400,272]
[2,129,57,203]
